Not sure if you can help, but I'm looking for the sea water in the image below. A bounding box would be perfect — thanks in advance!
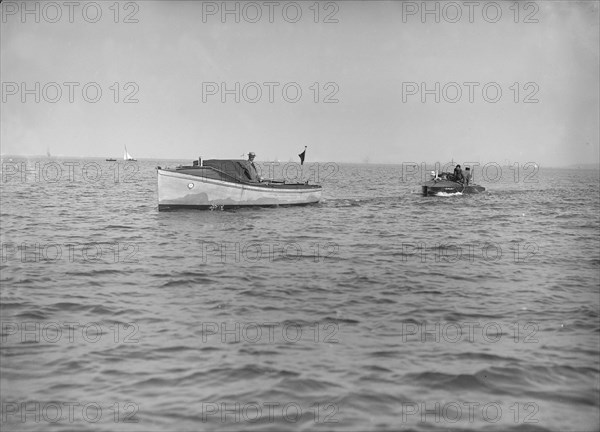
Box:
[1,158,598,431]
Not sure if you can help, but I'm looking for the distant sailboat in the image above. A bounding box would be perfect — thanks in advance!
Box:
[124,146,137,161]
[46,147,52,158]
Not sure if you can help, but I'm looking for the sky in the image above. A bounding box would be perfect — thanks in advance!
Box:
[1,0,599,166]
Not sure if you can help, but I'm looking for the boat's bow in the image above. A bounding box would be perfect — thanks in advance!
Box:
[422,179,485,196]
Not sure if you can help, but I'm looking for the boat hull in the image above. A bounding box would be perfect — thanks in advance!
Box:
[422,180,485,196]
[157,169,322,210]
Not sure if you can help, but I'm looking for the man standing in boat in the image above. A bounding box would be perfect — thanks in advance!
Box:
[464,167,472,185]
[247,152,263,182]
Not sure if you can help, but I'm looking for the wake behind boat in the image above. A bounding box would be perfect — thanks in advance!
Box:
[157,158,322,210]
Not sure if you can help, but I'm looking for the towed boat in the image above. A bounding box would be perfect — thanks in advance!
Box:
[422,171,485,196]
[157,158,322,210]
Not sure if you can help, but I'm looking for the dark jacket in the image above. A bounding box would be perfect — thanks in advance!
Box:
[453,167,464,183]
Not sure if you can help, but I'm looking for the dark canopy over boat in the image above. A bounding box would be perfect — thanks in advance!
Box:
[182,159,261,183]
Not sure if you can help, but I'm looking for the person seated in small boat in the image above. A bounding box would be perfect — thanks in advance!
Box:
[453,164,464,183]
[464,167,472,185]
[246,152,263,182]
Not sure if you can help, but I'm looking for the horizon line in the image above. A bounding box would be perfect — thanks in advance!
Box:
[0,154,598,170]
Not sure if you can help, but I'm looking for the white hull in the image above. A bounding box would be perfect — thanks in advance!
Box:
[157,169,322,209]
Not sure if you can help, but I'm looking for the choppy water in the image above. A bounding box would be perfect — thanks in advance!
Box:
[1,158,598,431]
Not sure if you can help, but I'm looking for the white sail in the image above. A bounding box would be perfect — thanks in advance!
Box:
[124,146,134,161]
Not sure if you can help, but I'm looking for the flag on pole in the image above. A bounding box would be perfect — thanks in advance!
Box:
[298,146,307,165]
